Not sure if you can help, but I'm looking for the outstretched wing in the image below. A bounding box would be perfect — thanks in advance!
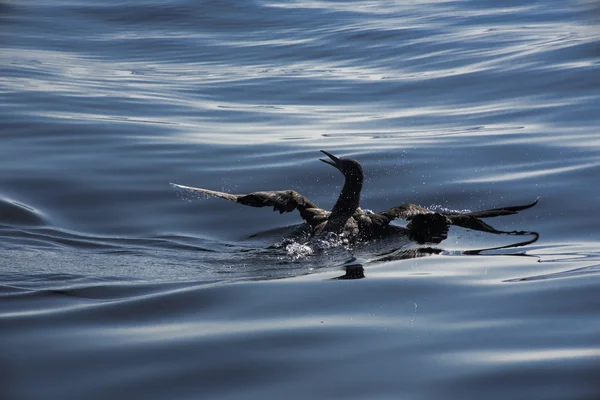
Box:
[444,198,538,232]
[379,203,435,221]
[378,199,538,242]
[446,198,539,218]
[171,183,327,226]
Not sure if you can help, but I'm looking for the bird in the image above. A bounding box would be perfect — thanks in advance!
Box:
[172,150,537,244]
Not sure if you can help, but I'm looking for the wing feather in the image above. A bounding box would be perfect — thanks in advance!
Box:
[378,199,538,240]
[378,203,434,221]
[171,183,322,226]
[450,198,539,218]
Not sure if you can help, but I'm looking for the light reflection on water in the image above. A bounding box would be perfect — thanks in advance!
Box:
[1,0,600,399]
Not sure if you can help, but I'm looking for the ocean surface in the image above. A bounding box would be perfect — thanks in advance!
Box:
[2,0,600,398]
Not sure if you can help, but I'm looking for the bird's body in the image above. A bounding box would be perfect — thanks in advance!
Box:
[173,151,537,244]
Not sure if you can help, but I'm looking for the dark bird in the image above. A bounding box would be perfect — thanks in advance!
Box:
[172,151,537,244]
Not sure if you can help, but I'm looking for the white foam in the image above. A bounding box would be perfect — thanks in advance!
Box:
[285,242,314,260]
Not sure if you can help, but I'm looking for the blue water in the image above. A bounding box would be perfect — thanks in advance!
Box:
[2,0,600,398]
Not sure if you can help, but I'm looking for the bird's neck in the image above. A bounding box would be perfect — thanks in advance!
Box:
[331,176,362,215]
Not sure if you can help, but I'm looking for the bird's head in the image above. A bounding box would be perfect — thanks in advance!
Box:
[320,150,364,183]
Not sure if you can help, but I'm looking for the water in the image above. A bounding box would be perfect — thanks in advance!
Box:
[2,0,600,398]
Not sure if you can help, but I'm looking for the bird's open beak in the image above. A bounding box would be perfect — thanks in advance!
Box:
[320,150,340,169]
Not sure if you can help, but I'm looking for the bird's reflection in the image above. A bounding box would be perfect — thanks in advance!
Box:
[335,263,366,280]
[333,229,539,280]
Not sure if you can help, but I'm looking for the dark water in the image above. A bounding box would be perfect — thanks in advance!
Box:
[2,0,600,398]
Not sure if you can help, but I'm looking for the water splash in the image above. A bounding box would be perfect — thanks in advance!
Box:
[428,204,472,214]
[278,231,352,260]
[170,183,211,202]
[284,241,314,260]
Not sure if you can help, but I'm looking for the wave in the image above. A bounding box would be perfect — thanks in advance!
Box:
[0,196,46,226]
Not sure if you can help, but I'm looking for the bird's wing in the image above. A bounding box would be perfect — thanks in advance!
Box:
[378,203,435,221]
[379,199,537,224]
[377,204,449,243]
[445,198,539,218]
[444,198,538,232]
[378,199,538,240]
[172,183,326,226]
